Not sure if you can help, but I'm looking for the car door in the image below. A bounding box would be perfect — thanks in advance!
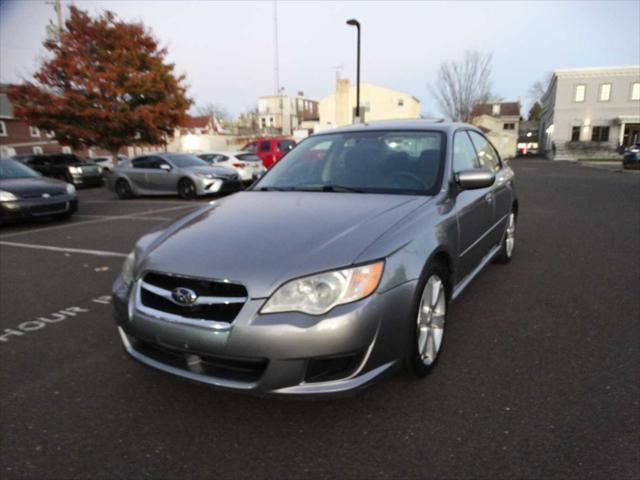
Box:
[467,131,513,247]
[259,140,273,167]
[146,156,180,193]
[452,130,495,281]
[128,157,152,189]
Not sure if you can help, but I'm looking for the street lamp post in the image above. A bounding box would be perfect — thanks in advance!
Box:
[346,19,361,123]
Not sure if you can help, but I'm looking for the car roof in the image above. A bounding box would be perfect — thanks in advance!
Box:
[314,119,478,135]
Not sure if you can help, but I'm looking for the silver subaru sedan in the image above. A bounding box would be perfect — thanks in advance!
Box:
[107,153,241,200]
[112,120,518,396]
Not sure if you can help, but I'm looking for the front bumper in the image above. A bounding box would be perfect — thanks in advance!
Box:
[71,173,103,187]
[195,177,243,196]
[112,276,416,396]
[0,194,78,222]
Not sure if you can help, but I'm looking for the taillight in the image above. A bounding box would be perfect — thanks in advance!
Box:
[233,163,246,168]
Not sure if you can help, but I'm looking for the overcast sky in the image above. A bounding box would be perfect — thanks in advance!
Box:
[1,0,639,117]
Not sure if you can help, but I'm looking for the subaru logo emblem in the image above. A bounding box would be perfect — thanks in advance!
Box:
[42,193,50,198]
[171,287,198,306]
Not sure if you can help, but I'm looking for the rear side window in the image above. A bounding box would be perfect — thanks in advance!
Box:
[259,141,271,152]
[131,157,150,168]
[236,154,261,162]
[243,143,257,153]
[468,131,501,172]
[277,140,295,152]
[453,131,480,172]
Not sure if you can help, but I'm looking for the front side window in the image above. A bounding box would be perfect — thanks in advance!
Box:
[452,131,480,172]
[254,130,446,195]
[132,157,150,169]
[574,84,586,102]
[591,126,610,142]
[467,131,501,172]
[599,84,611,102]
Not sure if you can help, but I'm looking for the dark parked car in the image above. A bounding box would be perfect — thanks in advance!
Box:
[113,120,518,396]
[0,159,77,224]
[13,153,103,187]
[623,143,640,170]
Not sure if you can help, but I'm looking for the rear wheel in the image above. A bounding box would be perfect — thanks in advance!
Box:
[178,178,197,200]
[115,179,133,199]
[405,262,448,377]
[495,210,516,264]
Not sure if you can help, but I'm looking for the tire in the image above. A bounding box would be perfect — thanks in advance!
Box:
[495,209,516,264]
[115,179,133,199]
[178,178,197,200]
[404,261,449,377]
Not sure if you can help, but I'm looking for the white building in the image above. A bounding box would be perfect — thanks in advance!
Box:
[258,92,319,136]
[540,66,640,160]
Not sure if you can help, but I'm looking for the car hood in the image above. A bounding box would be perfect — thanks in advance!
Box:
[139,191,429,298]
[0,176,69,198]
[183,165,238,179]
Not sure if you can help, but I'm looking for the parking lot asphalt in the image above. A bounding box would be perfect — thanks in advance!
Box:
[1,159,638,480]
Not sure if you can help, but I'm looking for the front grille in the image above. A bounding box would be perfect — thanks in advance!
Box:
[139,272,247,323]
[132,338,267,383]
[21,191,64,199]
[30,201,68,216]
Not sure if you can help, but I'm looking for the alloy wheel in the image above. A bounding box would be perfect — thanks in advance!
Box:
[417,274,446,366]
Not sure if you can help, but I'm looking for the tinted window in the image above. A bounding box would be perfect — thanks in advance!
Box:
[51,154,83,165]
[243,143,257,153]
[148,157,171,169]
[453,131,480,172]
[236,154,261,162]
[0,159,40,179]
[277,140,295,152]
[132,157,151,168]
[468,131,500,172]
[166,154,208,168]
[259,141,271,152]
[254,131,445,195]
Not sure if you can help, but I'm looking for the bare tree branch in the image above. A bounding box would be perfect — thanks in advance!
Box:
[527,72,553,102]
[196,102,229,120]
[430,51,495,122]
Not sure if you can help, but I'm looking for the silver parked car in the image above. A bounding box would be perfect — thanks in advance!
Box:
[112,121,518,396]
[107,153,241,200]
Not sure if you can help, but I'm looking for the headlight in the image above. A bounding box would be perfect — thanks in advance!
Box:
[261,261,384,315]
[0,190,18,202]
[121,250,136,287]
[195,172,214,179]
[66,183,76,194]
[68,166,81,174]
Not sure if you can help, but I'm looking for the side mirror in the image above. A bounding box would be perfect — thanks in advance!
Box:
[456,169,495,190]
[159,163,171,171]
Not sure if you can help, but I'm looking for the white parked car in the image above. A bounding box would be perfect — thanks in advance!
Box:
[93,155,129,172]
[197,151,266,184]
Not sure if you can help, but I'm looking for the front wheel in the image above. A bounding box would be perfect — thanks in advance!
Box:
[495,210,516,264]
[178,178,197,200]
[405,263,448,377]
[115,179,133,199]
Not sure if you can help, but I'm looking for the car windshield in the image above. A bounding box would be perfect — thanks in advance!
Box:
[253,130,445,195]
[0,159,40,179]
[167,154,208,168]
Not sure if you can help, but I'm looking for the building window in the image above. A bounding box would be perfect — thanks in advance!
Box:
[503,123,515,130]
[0,121,6,137]
[33,146,43,154]
[398,98,404,107]
[46,130,55,138]
[260,118,266,128]
[492,104,501,116]
[599,84,611,102]
[632,82,640,101]
[269,117,274,126]
[30,126,40,137]
[571,126,581,142]
[591,126,610,142]
[62,146,72,154]
[574,84,586,102]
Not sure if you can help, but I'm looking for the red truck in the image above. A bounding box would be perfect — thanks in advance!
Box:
[242,137,296,168]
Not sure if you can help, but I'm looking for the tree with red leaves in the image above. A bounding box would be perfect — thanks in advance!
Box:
[8,6,191,163]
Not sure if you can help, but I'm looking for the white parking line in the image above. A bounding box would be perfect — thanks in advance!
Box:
[75,214,171,221]
[0,241,128,257]
[0,204,197,240]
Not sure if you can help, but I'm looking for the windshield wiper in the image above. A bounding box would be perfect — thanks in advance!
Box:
[292,185,366,193]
